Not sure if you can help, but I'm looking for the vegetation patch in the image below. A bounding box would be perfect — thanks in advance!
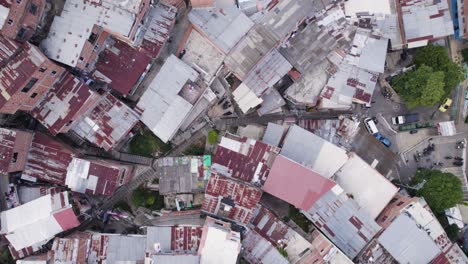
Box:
[288,205,311,233]
[132,187,164,211]
[207,130,219,144]
[129,129,171,157]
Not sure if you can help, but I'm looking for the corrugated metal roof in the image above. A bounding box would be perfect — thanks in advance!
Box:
[146,225,203,254]
[137,55,199,143]
[188,7,254,53]
[262,123,284,147]
[151,254,200,264]
[333,153,398,219]
[242,229,289,264]
[280,125,348,178]
[263,155,336,210]
[155,156,208,194]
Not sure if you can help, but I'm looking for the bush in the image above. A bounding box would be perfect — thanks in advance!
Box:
[208,130,218,144]
[183,145,205,155]
[129,129,171,157]
[462,49,468,62]
[288,205,311,233]
[132,187,164,210]
[278,247,288,258]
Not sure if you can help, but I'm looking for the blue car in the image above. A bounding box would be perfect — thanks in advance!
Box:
[374,133,392,147]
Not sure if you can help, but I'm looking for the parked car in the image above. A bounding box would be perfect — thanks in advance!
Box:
[439,98,453,112]
[409,129,418,134]
[374,133,392,147]
[364,118,378,134]
[453,161,464,167]
[391,113,420,125]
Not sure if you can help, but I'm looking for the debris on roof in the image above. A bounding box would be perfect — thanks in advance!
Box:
[0,191,79,259]
[202,172,262,225]
[198,216,241,264]
[242,229,289,264]
[136,55,201,143]
[145,225,203,255]
[93,38,152,95]
[333,153,399,219]
[280,125,348,178]
[155,156,211,194]
[212,133,280,184]
[71,93,140,151]
[188,7,254,53]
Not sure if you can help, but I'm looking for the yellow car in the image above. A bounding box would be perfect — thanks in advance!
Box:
[439,98,452,112]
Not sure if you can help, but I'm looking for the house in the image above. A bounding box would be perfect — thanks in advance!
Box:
[263,155,381,258]
[136,55,203,143]
[280,125,349,178]
[40,0,151,69]
[198,216,241,264]
[242,229,289,264]
[19,131,134,196]
[0,191,80,259]
[0,35,64,114]
[211,133,280,185]
[0,128,32,175]
[248,205,353,264]
[202,172,262,225]
[0,0,47,42]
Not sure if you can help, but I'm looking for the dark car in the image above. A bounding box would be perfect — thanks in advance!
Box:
[453,161,464,167]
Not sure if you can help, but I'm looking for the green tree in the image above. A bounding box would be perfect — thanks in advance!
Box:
[392,65,445,108]
[412,169,464,213]
[207,130,218,144]
[445,224,461,242]
[129,129,171,157]
[414,45,464,95]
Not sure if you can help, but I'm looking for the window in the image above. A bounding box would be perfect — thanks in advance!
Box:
[85,63,89,68]
[21,78,38,93]
[79,56,84,62]
[12,152,18,163]
[66,120,73,126]
[30,92,37,98]
[17,28,26,40]
[39,67,46,73]
[88,32,97,44]
[7,19,13,25]
[29,4,38,15]
[51,70,57,75]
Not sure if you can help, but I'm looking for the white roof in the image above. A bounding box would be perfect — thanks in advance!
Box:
[65,158,93,193]
[344,0,391,17]
[280,125,348,178]
[404,200,445,242]
[232,83,263,113]
[334,154,398,218]
[40,0,136,67]
[445,207,464,229]
[378,214,441,264]
[0,5,9,28]
[438,121,457,136]
[137,55,199,142]
[219,137,242,152]
[200,226,241,264]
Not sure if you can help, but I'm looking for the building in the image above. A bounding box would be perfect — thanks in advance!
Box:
[0,35,64,114]
[202,172,262,225]
[20,131,134,196]
[242,229,289,264]
[70,93,140,151]
[332,153,399,219]
[359,195,468,263]
[262,123,285,147]
[92,37,152,95]
[0,0,47,42]
[32,73,139,150]
[0,128,32,175]
[248,205,353,264]
[40,0,151,69]
[263,155,381,259]
[188,6,254,54]
[280,125,349,178]
[198,216,241,264]
[0,191,80,259]
[156,156,211,195]
[211,133,280,185]
[136,55,203,143]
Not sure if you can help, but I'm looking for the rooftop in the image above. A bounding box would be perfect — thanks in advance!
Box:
[93,38,152,95]
[32,72,101,136]
[88,233,147,263]
[261,123,284,147]
[188,7,254,53]
[344,0,392,16]
[212,134,280,184]
[0,128,32,174]
[333,153,398,219]
[263,155,336,211]
[242,229,289,264]
[71,93,140,151]
[145,225,203,255]
[155,156,211,194]
[0,192,79,259]
[202,172,262,225]
[136,55,200,143]
[280,125,348,178]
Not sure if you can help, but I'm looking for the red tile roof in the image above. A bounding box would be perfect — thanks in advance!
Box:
[262,155,336,210]
[93,38,151,95]
[202,173,262,225]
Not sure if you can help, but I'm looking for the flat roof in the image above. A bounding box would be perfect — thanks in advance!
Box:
[146,225,203,254]
[344,0,392,16]
[280,125,348,178]
[199,218,241,264]
[333,153,398,219]
[262,123,284,147]
[263,155,336,210]
[136,55,199,143]
[188,7,254,53]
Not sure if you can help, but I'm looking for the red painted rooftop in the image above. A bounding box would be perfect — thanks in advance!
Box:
[53,207,80,230]
[262,155,336,210]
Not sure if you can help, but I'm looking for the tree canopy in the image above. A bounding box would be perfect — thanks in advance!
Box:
[392,65,445,108]
[392,45,463,108]
[412,169,464,213]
